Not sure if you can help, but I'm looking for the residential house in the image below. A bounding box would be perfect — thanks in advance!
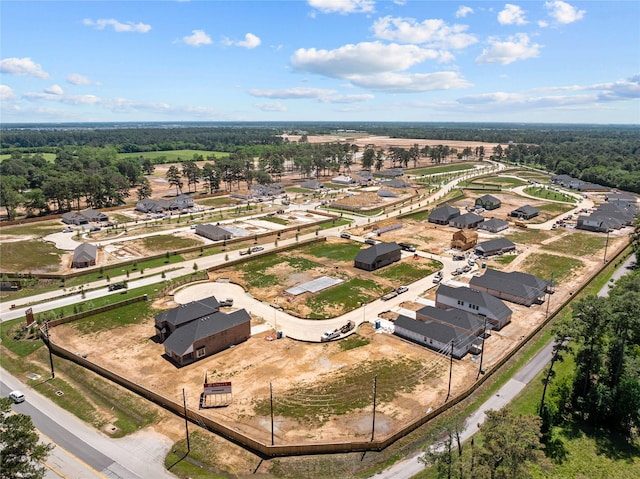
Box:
[475,194,501,210]
[428,205,460,225]
[62,212,89,225]
[394,315,478,359]
[606,193,637,204]
[576,201,638,233]
[155,296,221,342]
[469,268,552,307]
[451,229,478,251]
[195,224,233,241]
[510,205,539,220]
[162,309,251,367]
[135,198,171,214]
[354,242,402,271]
[374,168,403,178]
[416,305,485,338]
[250,183,285,199]
[331,175,356,185]
[300,179,324,190]
[377,189,399,198]
[171,194,194,210]
[79,208,109,222]
[474,238,517,257]
[478,218,509,233]
[435,284,512,330]
[381,178,410,189]
[71,243,97,268]
[449,212,484,229]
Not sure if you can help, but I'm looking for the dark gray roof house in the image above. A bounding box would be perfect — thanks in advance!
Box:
[300,179,324,190]
[478,218,509,233]
[374,168,404,178]
[71,243,97,268]
[80,208,109,222]
[474,238,516,257]
[62,212,89,225]
[381,178,410,189]
[577,202,638,232]
[606,193,637,204]
[195,224,233,241]
[449,212,484,229]
[416,305,485,337]
[510,205,539,219]
[435,284,512,330]
[135,198,171,213]
[377,189,399,198]
[155,296,221,340]
[162,309,251,367]
[354,242,402,271]
[428,205,460,225]
[469,268,552,307]
[475,194,501,210]
[394,315,480,359]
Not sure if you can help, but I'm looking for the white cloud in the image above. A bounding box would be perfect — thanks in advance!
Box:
[67,73,94,85]
[498,4,527,25]
[44,84,64,95]
[308,0,375,14]
[476,33,541,64]
[249,87,338,100]
[83,18,151,33]
[321,93,375,103]
[226,33,262,49]
[180,30,212,46]
[291,42,440,78]
[347,71,472,92]
[0,85,16,101]
[0,57,50,79]
[371,16,478,50]
[254,102,288,112]
[544,1,585,24]
[456,6,474,18]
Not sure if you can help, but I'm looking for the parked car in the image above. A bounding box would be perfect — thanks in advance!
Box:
[365,239,376,245]
[396,286,409,294]
[251,246,264,253]
[108,283,126,292]
[340,320,355,334]
[9,390,25,403]
[340,233,351,239]
[398,243,416,252]
[219,298,234,307]
[453,254,465,261]
[433,272,443,284]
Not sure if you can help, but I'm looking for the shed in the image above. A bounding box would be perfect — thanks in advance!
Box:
[354,242,402,271]
[71,243,97,268]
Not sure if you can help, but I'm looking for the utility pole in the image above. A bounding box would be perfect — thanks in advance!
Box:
[545,273,554,318]
[45,321,55,379]
[270,382,274,446]
[477,316,488,380]
[182,388,190,453]
[446,340,454,402]
[603,230,610,263]
[371,376,377,442]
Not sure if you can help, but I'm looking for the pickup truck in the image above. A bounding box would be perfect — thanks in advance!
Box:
[321,329,340,342]
[398,243,416,252]
[433,272,443,283]
[219,298,234,307]
[396,286,409,294]
[381,291,398,301]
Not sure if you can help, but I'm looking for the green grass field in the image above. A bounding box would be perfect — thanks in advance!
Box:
[0,239,62,272]
[0,152,57,163]
[411,163,478,176]
[304,242,364,261]
[118,149,228,162]
[542,232,606,257]
[305,278,383,319]
[524,186,577,204]
[518,252,584,283]
[374,259,442,285]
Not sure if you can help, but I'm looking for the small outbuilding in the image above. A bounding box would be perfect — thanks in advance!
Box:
[71,243,97,268]
[354,242,402,271]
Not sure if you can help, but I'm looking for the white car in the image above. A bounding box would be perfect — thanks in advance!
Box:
[9,390,25,403]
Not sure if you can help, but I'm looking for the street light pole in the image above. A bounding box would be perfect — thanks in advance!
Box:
[603,230,610,263]
[477,316,487,380]
[446,340,454,402]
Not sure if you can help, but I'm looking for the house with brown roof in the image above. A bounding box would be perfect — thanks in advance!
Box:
[71,243,97,268]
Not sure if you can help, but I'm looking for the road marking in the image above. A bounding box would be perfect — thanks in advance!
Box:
[37,428,111,479]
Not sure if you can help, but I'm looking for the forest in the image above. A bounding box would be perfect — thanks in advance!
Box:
[0,123,639,221]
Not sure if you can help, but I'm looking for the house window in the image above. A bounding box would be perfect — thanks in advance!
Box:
[196,346,206,358]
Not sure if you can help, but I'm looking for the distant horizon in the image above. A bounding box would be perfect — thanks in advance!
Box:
[2,1,639,124]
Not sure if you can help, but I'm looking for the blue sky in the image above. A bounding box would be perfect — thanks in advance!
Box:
[1,0,639,124]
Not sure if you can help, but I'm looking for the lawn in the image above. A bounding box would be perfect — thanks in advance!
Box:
[118,149,228,162]
[137,234,203,253]
[374,259,442,285]
[304,242,364,262]
[524,186,577,204]
[0,152,56,163]
[517,252,584,283]
[305,278,383,319]
[401,209,431,221]
[542,232,606,257]
[197,197,243,208]
[0,221,62,237]
[0,239,62,272]
[505,229,554,245]
[410,163,478,176]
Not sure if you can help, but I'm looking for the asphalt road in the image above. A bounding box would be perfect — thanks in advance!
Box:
[1,371,176,479]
